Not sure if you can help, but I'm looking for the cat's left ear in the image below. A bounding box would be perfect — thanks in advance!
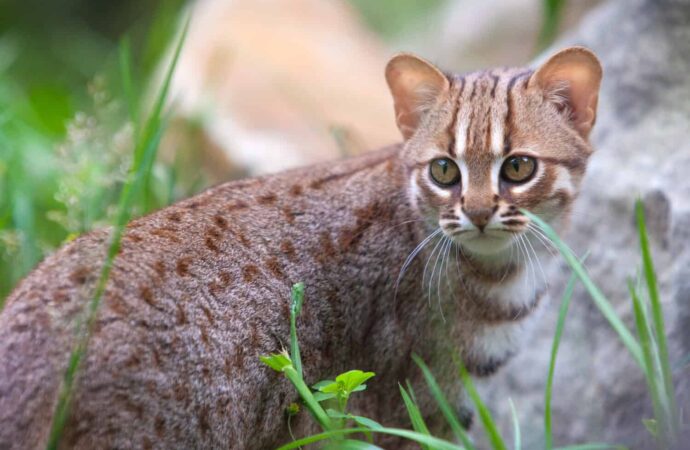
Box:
[385,53,450,140]
[530,46,603,139]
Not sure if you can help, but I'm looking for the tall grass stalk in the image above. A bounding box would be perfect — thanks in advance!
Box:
[545,272,578,449]
[522,210,644,369]
[45,16,190,449]
[635,200,679,439]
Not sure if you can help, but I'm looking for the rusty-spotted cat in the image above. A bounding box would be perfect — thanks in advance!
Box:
[0,47,601,449]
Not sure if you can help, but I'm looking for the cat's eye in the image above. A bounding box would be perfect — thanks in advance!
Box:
[501,156,537,183]
[429,158,461,186]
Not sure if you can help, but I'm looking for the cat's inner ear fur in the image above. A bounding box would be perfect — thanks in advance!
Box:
[530,46,603,139]
[385,53,450,140]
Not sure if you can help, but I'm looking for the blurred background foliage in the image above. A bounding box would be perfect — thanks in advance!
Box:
[0,0,456,299]
[0,0,567,299]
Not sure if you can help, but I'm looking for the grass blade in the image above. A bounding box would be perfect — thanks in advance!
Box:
[45,15,191,450]
[290,282,305,378]
[276,427,465,450]
[509,399,521,450]
[635,200,678,438]
[399,383,432,450]
[522,210,644,369]
[453,356,508,450]
[412,355,476,450]
[629,281,669,447]
[545,272,578,450]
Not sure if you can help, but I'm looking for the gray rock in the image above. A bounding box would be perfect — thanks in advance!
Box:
[480,0,690,447]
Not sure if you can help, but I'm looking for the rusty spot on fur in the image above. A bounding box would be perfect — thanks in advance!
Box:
[198,406,210,435]
[125,352,141,368]
[289,184,303,196]
[200,304,215,326]
[258,192,277,204]
[219,271,232,287]
[249,323,259,348]
[205,235,221,253]
[227,200,248,211]
[242,264,259,282]
[213,214,228,229]
[151,228,181,243]
[176,303,187,325]
[153,260,166,279]
[265,256,284,278]
[140,286,157,308]
[282,207,296,224]
[338,200,394,253]
[233,346,245,370]
[229,226,250,247]
[174,381,190,402]
[69,266,91,285]
[176,257,192,277]
[155,416,166,438]
[187,200,203,210]
[108,294,129,316]
[200,323,210,346]
[128,233,143,243]
[167,211,182,223]
[280,240,296,260]
[143,437,153,450]
[314,231,337,263]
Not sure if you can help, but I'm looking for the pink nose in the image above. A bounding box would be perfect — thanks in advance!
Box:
[463,207,493,231]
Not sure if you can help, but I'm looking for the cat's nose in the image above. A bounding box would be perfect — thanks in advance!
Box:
[463,207,494,231]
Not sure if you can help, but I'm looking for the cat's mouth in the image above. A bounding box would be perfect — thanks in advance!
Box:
[446,227,519,255]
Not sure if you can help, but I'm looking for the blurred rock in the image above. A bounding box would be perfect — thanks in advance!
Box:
[163,0,399,182]
[482,0,690,447]
[409,0,600,72]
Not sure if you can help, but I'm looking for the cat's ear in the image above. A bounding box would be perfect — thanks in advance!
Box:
[385,53,450,140]
[530,46,603,139]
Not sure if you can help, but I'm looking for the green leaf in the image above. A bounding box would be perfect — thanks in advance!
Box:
[325,410,383,430]
[399,384,431,450]
[260,352,292,372]
[643,418,658,437]
[335,370,376,393]
[312,380,335,390]
[313,392,337,402]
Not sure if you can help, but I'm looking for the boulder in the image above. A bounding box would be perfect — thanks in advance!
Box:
[480,0,690,447]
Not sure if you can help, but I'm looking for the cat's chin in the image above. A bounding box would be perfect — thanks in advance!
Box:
[454,232,515,257]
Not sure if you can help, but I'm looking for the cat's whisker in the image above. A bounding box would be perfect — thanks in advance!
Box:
[394,228,442,301]
[436,237,451,323]
[523,230,548,289]
[526,222,558,258]
[427,235,447,309]
[422,232,446,307]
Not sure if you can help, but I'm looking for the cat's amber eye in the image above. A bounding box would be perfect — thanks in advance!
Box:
[429,158,461,186]
[501,156,537,183]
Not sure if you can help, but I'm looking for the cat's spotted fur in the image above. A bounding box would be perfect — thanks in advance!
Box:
[0,47,601,449]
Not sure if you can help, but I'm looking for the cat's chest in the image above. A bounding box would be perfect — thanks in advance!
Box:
[457,260,548,375]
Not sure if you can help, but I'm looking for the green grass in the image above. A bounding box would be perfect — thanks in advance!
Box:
[45,16,191,449]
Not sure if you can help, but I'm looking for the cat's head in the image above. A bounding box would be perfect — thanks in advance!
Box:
[386,47,602,256]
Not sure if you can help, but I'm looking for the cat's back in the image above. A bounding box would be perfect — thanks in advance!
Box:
[0,145,403,449]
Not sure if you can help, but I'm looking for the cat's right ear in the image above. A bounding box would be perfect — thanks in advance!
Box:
[385,53,450,140]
